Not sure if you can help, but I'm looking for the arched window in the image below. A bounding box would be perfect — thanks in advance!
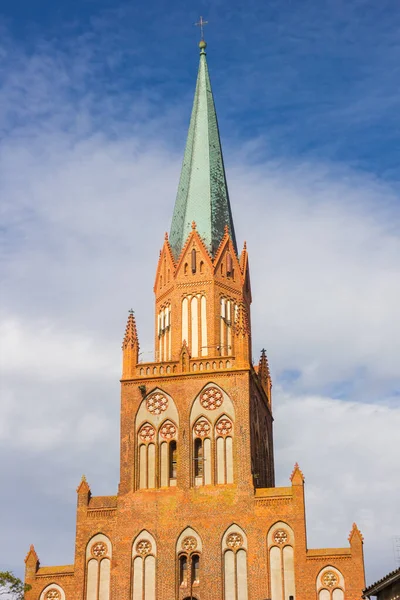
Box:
[222,525,248,600]
[199,261,204,274]
[132,531,157,600]
[40,584,66,600]
[135,389,179,490]
[267,522,295,600]
[215,415,234,484]
[176,528,202,597]
[191,385,235,486]
[85,534,111,600]
[158,304,171,361]
[316,566,345,600]
[220,297,234,355]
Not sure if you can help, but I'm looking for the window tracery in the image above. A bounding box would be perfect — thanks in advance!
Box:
[191,385,234,486]
[177,528,202,596]
[85,534,111,600]
[40,585,65,600]
[136,390,179,490]
[132,531,157,600]
[316,566,345,600]
[267,522,295,600]
[223,525,248,600]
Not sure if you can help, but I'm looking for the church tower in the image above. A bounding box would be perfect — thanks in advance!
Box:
[25,39,366,600]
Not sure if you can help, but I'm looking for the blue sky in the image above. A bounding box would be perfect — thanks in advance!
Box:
[2,0,400,178]
[1,0,400,588]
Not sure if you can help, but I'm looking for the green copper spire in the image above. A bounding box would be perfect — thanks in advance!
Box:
[169,41,237,260]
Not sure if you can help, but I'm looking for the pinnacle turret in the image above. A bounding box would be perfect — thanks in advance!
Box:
[169,42,237,260]
[122,310,139,379]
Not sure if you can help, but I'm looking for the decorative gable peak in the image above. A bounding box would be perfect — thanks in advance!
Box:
[290,463,305,485]
[76,474,91,494]
[122,310,138,350]
[25,543,39,565]
[348,522,364,544]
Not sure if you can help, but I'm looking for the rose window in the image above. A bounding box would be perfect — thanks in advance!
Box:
[160,422,177,440]
[139,424,156,443]
[273,529,289,545]
[216,418,233,436]
[182,536,198,551]
[200,387,223,410]
[136,540,152,555]
[146,392,168,415]
[226,532,243,549]
[45,591,61,600]
[322,571,339,587]
[91,541,108,558]
[194,419,211,437]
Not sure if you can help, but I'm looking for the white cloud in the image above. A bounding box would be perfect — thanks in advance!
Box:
[0,29,399,587]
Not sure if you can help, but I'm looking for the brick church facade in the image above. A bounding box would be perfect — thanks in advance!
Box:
[25,39,366,600]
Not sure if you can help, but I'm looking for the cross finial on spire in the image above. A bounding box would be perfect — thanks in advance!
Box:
[195,16,208,41]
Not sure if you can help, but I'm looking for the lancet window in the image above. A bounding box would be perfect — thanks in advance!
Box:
[157,303,171,361]
[267,522,295,600]
[85,534,111,600]
[135,389,179,490]
[190,384,234,486]
[181,294,208,358]
[222,525,248,600]
[316,566,345,600]
[220,297,237,356]
[176,528,202,596]
[132,531,157,600]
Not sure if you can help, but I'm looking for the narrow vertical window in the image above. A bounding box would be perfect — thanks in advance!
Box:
[191,248,196,273]
[132,532,157,600]
[194,438,203,479]
[169,440,177,479]
[268,523,296,600]
[223,527,248,600]
[179,555,188,586]
[85,535,111,600]
[191,296,199,357]
[192,554,200,584]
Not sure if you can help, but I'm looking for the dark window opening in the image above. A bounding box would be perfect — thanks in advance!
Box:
[179,555,187,586]
[194,438,203,478]
[192,554,200,584]
[169,440,177,479]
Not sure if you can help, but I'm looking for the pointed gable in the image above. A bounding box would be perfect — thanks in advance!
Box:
[169,42,237,260]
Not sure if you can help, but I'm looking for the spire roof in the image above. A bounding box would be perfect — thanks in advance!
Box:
[169,41,237,260]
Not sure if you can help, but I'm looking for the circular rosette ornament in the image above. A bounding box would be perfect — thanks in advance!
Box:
[160,421,177,440]
[45,591,61,600]
[194,419,211,437]
[200,387,223,410]
[91,541,108,558]
[226,532,243,549]
[322,571,339,587]
[146,392,168,415]
[273,529,288,545]
[139,424,156,443]
[136,540,152,556]
[216,418,233,436]
[182,536,198,552]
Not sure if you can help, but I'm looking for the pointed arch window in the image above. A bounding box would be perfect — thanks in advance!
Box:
[316,566,345,600]
[85,534,111,600]
[191,384,235,487]
[135,390,179,490]
[267,522,295,600]
[132,531,157,600]
[215,416,234,484]
[176,528,202,596]
[222,525,248,600]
